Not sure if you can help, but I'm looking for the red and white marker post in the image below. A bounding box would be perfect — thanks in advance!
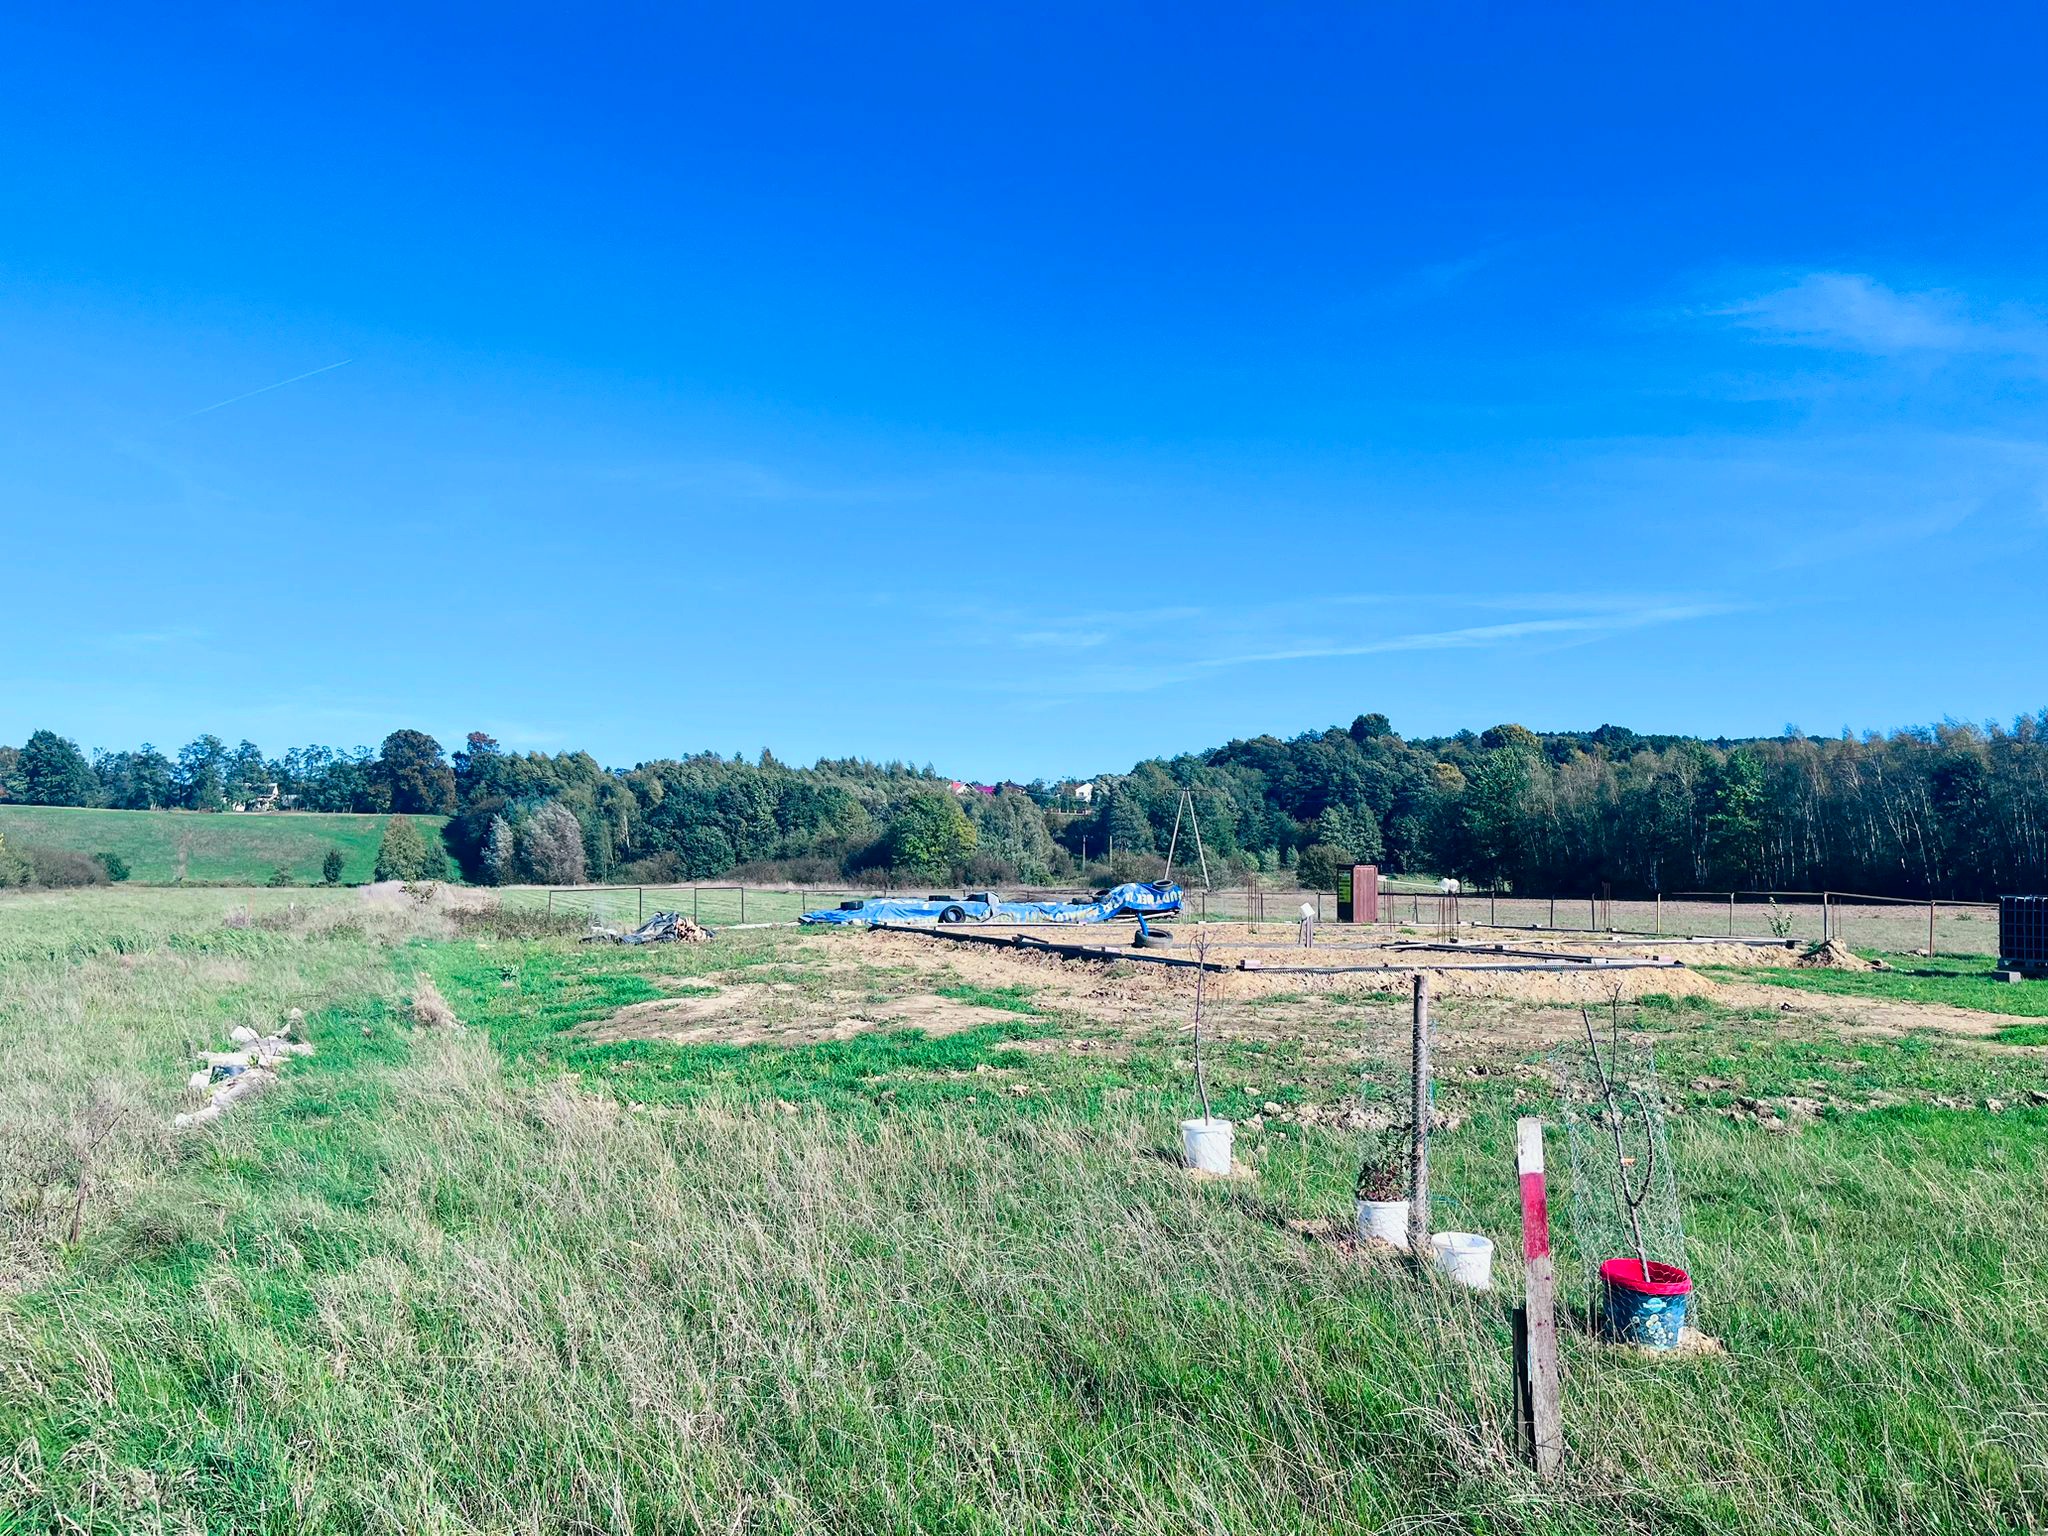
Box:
[1514,1115,1563,1477]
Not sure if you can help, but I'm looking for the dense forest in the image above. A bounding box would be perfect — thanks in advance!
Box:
[5,711,2048,899]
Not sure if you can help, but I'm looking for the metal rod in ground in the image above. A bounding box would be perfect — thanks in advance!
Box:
[1514,1116,1563,1477]
[1408,973,1432,1257]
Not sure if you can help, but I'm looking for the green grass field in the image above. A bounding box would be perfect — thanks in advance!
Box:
[0,804,451,885]
[1705,952,2048,1039]
[2,888,2045,1532]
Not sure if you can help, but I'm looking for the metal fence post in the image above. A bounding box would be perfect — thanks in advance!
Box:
[693,887,700,923]
[1929,898,1937,957]
[1823,890,1831,943]
[1655,892,1662,936]
[741,886,746,923]
[1728,892,1734,935]
[638,887,645,922]
[547,890,553,916]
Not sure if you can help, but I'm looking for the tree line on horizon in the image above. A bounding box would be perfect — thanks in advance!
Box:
[4,711,2048,899]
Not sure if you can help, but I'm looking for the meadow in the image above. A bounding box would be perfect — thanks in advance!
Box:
[0,884,2044,1533]
[0,805,449,886]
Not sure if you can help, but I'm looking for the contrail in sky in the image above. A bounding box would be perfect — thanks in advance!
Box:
[186,357,352,417]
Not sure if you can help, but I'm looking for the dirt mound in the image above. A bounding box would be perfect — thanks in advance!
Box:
[1794,939,1889,972]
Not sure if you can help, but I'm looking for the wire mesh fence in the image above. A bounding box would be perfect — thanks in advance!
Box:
[501,885,871,928]
[1552,1017,1688,1309]
[497,880,2003,954]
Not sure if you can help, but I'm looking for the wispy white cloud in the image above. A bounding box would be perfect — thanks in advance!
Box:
[93,626,207,654]
[185,358,352,418]
[974,594,1738,701]
[1717,272,2048,359]
[1197,603,1737,669]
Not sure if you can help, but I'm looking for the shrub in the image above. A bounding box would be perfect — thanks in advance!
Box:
[95,852,131,883]
[322,848,346,885]
[266,864,295,887]
[1296,843,1338,891]
[374,816,446,882]
[613,851,682,885]
[25,847,108,887]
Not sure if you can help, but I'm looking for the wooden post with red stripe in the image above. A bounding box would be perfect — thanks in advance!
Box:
[1514,1115,1563,1477]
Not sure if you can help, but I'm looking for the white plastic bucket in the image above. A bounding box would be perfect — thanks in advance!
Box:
[1180,1117,1235,1175]
[1430,1231,1495,1290]
[1354,1198,1411,1249]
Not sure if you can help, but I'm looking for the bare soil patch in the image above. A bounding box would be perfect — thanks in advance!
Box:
[858,924,1721,1007]
[591,981,1025,1047]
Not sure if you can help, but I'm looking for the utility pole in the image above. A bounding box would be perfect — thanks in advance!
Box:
[1163,787,1212,889]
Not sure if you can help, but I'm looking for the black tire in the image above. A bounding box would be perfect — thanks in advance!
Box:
[938,905,969,924]
[1133,928,1176,948]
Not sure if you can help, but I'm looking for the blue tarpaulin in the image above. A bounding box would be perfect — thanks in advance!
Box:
[801,881,1182,926]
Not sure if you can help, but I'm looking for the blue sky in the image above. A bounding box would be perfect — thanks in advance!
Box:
[4,4,2045,779]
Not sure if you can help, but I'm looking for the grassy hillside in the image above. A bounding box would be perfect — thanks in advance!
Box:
[0,804,449,885]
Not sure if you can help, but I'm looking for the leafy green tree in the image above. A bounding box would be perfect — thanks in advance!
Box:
[16,730,97,805]
[1311,803,1384,866]
[452,732,505,806]
[174,735,230,810]
[266,864,294,887]
[678,825,737,879]
[1460,747,1533,887]
[373,815,446,881]
[882,792,977,878]
[96,852,130,882]
[378,730,457,815]
[517,802,587,885]
[322,848,346,885]
[969,789,1058,883]
[226,740,271,807]
[93,746,174,808]
[480,815,515,885]
[1104,791,1155,856]
[1479,723,1542,754]
[1706,747,1767,885]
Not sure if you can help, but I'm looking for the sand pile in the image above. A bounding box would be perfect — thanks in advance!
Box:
[1794,939,1890,972]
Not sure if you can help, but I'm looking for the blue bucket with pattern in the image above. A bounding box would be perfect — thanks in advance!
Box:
[1600,1259,1692,1349]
